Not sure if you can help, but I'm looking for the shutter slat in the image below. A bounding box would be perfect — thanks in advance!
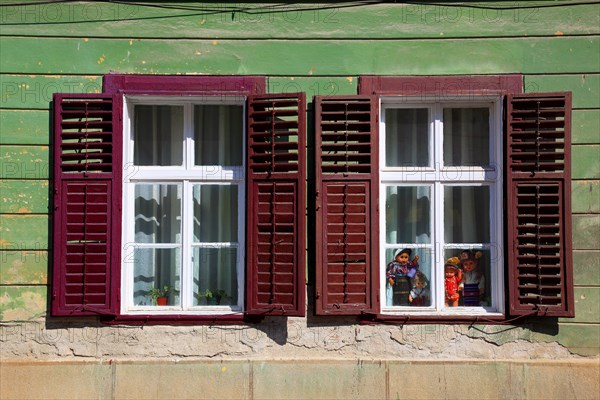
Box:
[315,96,379,315]
[52,94,121,317]
[506,92,574,318]
[246,93,306,316]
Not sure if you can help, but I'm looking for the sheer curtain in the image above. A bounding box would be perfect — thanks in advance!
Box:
[133,184,181,305]
[385,108,429,167]
[193,185,238,305]
[385,186,432,306]
[443,108,489,167]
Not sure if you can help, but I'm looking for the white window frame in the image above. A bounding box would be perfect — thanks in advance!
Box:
[379,96,504,316]
[121,95,246,315]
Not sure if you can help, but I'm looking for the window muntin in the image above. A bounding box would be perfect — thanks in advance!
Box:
[123,97,245,314]
[380,99,503,315]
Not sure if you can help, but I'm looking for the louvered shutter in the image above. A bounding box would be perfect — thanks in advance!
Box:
[315,96,379,315]
[506,92,574,317]
[246,93,306,316]
[52,94,122,316]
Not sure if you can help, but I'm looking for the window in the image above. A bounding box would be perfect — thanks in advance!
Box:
[379,99,503,316]
[122,98,245,314]
[314,76,575,321]
[51,75,306,322]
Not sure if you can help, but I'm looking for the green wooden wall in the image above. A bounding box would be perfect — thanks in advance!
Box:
[1,1,598,355]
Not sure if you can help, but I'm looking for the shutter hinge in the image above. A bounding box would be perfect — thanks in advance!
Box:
[316,290,320,299]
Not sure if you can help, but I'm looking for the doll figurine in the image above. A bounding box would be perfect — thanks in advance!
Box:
[444,257,463,307]
[387,248,420,306]
[459,250,485,306]
[409,271,430,307]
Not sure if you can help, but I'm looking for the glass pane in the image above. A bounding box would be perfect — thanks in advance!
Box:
[385,108,429,167]
[193,247,238,306]
[193,185,238,243]
[385,248,432,307]
[135,184,181,243]
[443,108,490,167]
[194,105,243,166]
[444,186,490,243]
[385,186,431,244]
[134,105,183,166]
[133,247,180,306]
[443,249,492,307]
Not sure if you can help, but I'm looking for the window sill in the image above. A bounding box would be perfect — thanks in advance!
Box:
[362,312,507,325]
[101,313,262,326]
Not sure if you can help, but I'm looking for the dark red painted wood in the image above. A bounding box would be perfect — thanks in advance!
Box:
[246,93,306,316]
[359,75,523,96]
[103,74,266,95]
[315,96,379,315]
[506,92,574,317]
[52,94,122,316]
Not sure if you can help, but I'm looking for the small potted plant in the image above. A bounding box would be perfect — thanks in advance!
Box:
[196,289,230,305]
[149,285,171,306]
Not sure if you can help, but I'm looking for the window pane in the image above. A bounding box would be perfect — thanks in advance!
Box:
[385,108,429,167]
[193,247,238,306]
[133,247,180,306]
[134,105,183,166]
[194,105,243,166]
[443,108,490,167]
[385,248,432,307]
[443,249,492,307]
[193,185,238,243]
[385,186,431,244]
[135,184,181,243]
[444,186,490,243]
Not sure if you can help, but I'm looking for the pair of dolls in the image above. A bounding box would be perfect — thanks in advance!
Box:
[444,250,485,307]
[387,249,430,306]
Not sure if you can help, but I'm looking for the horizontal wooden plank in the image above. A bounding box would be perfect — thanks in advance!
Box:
[2,37,599,76]
[0,180,49,213]
[573,250,600,287]
[0,145,49,179]
[572,180,600,214]
[572,145,600,179]
[0,75,101,110]
[572,110,600,145]
[0,110,50,145]
[0,215,48,250]
[0,251,48,285]
[0,286,47,321]
[0,2,598,39]
[573,214,600,250]
[524,74,600,109]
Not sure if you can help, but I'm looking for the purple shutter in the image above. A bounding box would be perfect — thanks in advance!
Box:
[246,93,306,316]
[506,92,574,317]
[315,96,380,315]
[52,94,122,316]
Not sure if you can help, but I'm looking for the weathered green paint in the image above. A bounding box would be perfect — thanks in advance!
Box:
[0,215,48,250]
[572,180,600,214]
[0,251,48,285]
[0,110,50,145]
[538,323,600,356]
[267,76,357,98]
[572,214,600,250]
[524,74,600,109]
[0,180,50,214]
[2,37,599,76]
[572,145,600,179]
[573,251,600,287]
[572,110,600,145]
[0,75,101,110]
[561,287,600,324]
[0,286,47,321]
[0,145,50,180]
[1,2,598,39]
